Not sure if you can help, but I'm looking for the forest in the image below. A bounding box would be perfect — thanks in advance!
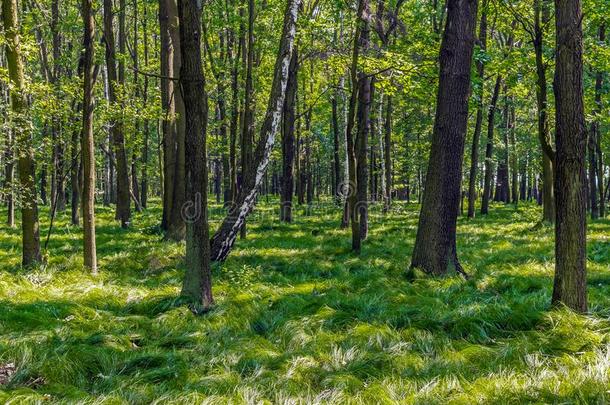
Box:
[0,0,609,402]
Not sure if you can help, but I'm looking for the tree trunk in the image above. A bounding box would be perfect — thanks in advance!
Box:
[166,0,186,240]
[238,0,256,238]
[410,0,478,276]
[141,1,149,209]
[510,104,518,204]
[50,0,65,213]
[280,47,298,222]
[209,0,301,262]
[551,0,587,312]
[534,0,555,223]
[4,127,15,228]
[178,0,213,311]
[592,24,605,218]
[80,0,97,273]
[331,92,342,205]
[481,75,502,215]
[383,95,392,212]
[356,69,372,240]
[2,0,42,266]
[467,0,487,218]
[103,0,131,228]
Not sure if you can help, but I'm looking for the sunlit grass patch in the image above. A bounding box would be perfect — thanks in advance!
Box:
[0,201,609,402]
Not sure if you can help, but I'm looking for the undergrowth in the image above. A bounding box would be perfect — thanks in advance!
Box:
[1,200,609,404]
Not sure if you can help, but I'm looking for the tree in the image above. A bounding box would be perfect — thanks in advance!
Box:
[590,24,605,219]
[159,0,186,240]
[533,0,555,223]
[344,0,371,252]
[481,76,502,215]
[410,0,478,276]
[210,0,301,262]
[2,0,42,266]
[280,48,298,222]
[466,0,488,218]
[551,0,587,312]
[103,0,131,228]
[80,0,97,273]
[178,0,213,310]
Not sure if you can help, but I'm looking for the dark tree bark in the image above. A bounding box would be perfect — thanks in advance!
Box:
[159,0,175,229]
[210,0,301,261]
[467,0,487,218]
[551,0,587,312]
[160,0,186,239]
[410,0,478,276]
[103,0,131,228]
[480,75,502,215]
[178,0,213,311]
[280,47,298,222]
[80,0,97,273]
[2,0,42,266]
[166,0,187,240]
[344,0,371,252]
[356,69,372,240]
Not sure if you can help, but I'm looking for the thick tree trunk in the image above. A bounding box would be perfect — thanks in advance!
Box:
[280,48,298,222]
[551,0,587,312]
[166,0,186,240]
[210,0,301,262]
[159,0,186,239]
[481,75,501,215]
[2,0,42,266]
[103,0,131,228]
[80,0,97,273]
[159,0,175,229]
[178,0,213,311]
[410,0,478,276]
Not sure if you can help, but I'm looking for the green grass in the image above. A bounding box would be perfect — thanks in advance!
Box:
[1,199,610,403]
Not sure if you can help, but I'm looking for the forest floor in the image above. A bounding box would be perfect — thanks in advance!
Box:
[1,200,610,404]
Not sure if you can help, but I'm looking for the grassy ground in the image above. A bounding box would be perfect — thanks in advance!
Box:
[1,199,610,404]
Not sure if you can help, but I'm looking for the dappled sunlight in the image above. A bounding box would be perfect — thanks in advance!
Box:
[1,202,610,402]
